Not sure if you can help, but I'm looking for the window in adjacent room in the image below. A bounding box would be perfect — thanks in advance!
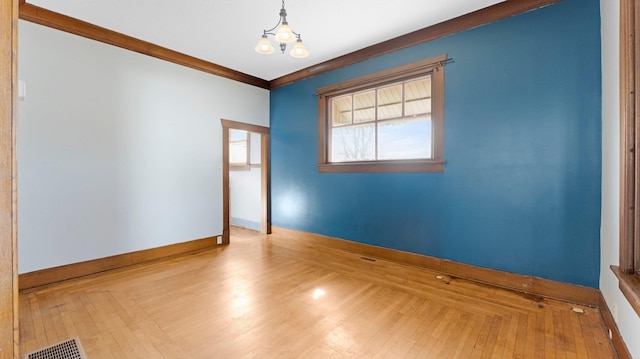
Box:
[615,0,640,317]
[230,129,250,169]
[317,54,448,173]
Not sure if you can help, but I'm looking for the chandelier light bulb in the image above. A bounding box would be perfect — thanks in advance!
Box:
[275,23,295,43]
[290,38,309,58]
[255,35,275,54]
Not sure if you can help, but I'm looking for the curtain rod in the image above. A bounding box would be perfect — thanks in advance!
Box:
[316,57,453,96]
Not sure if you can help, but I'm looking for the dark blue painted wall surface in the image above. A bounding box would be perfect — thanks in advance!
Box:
[270,0,602,288]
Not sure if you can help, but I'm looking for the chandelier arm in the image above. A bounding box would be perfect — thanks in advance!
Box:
[263,19,283,35]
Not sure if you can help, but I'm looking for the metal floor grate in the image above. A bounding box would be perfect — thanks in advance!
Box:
[23,337,87,359]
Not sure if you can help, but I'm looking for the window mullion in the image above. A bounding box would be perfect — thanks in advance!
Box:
[351,94,357,160]
[351,94,355,127]
[374,88,379,161]
[246,133,251,166]
[402,81,406,118]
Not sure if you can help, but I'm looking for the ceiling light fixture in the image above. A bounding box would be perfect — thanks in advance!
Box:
[255,1,309,59]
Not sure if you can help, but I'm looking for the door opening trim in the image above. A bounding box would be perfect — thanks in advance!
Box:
[221,119,271,244]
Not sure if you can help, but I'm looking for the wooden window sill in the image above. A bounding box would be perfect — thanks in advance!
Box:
[611,265,640,317]
[318,160,444,173]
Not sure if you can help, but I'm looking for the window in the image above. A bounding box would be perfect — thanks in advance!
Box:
[615,0,640,316]
[230,129,250,168]
[317,54,447,173]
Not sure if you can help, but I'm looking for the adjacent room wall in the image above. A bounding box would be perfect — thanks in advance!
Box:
[17,21,269,273]
[600,0,640,357]
[270,0,602,288]
[230,132,262,231]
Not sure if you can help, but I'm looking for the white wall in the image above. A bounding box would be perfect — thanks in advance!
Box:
[230,132,262,231]
[229,167,262,231]
[600,1,640,357]
[17,21,269,273]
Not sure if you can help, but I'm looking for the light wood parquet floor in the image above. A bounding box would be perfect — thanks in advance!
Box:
[19,227,616,358]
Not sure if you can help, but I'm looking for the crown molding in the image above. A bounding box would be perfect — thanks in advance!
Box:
[269,0,562,89]
[19,3,270,89]
[18,1,563,90]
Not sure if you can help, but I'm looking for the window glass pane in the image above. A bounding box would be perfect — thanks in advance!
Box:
[249,132,261,165]
[378,117,431,160]
[230,142,247,163]
[354,91,375,123]
[405,77,431,100]
[406,98,431,116]
[331,124,375,162]
[405,77,431,117]
[230,129,247,141]
[230,129,248,164]
[378,85,403,120]
[331,96,352,126]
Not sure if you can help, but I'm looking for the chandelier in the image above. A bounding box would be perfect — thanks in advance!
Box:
[255,1,309,58]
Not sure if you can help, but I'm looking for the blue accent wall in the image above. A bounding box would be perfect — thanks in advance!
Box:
[270,0,602,288]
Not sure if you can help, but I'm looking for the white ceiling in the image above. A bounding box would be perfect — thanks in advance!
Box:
[28,0,505,81]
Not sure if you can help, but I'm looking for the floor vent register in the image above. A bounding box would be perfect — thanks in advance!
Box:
[23,337,87,359]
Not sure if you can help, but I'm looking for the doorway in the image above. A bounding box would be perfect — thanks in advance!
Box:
[221,119,270,244]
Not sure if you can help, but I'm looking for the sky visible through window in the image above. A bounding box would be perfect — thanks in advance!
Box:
[331,117,431,162]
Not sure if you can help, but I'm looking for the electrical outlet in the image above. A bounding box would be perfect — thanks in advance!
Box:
[217,236,222,245]
[18,80,26,101]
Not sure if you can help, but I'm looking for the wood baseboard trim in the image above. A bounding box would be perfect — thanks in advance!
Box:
[598,292,633,359]
[19,236,219,290]
[271,226,600,307]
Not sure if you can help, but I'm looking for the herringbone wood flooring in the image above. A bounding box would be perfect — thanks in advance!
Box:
[19,228,615,358]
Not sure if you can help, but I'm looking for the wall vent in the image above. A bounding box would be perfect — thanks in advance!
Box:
[23,337,87,359]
